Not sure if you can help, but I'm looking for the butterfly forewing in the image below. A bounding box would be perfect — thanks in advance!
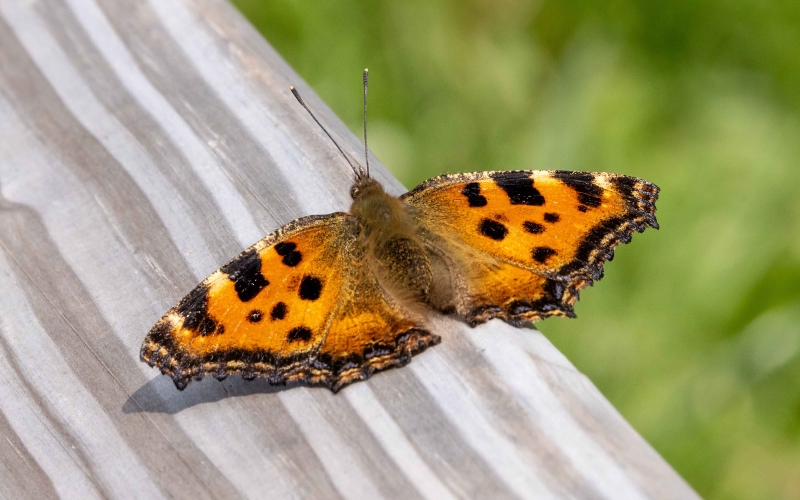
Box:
[142,213,349,388]
[404,170,658,281]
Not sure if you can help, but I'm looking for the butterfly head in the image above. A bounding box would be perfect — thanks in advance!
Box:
[350,174,382,201]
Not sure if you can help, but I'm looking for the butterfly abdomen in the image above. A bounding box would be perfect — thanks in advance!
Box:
[373,236,432,298]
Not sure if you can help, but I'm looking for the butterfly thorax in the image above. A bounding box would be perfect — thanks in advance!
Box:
[349,177,433,301]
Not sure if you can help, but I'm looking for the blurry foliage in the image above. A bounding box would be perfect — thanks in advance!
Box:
[233,0,800,498]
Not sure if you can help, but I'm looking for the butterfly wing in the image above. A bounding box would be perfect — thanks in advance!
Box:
[433,255,587,327]
[310,254,440,392]
[403,170,658,324]
[141,212,437,392]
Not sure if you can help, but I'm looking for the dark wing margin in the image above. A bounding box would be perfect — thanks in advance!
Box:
[554,172,659,282]
[312,328,440,393]
[464,277,584,327]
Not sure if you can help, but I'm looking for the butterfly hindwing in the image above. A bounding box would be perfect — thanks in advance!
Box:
[311,254,441,392]
[404,170,659,323]
[443,255,584,326]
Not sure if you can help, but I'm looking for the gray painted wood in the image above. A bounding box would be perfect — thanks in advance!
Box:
[0,0,699,498]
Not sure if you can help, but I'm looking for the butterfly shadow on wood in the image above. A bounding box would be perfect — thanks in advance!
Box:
[123,371,306,414]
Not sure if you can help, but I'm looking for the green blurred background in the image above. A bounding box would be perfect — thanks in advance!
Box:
[233,1,800,498]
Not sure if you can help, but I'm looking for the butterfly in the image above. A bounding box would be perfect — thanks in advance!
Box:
[141,70,659,392]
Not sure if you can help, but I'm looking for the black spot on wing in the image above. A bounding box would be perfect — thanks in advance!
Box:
[553,171,603,209]
[490,171,545,205]
[287,326,312,343]
[461,182,487,207]
[274,242,295,255]
[176,284,209,330]
[578,205,588,212]
[271,302,287,320]
[282,251,302,267]
[299,276,323,301]
[523,221,544,234]
[176,283,221,335]
[247,310,263,323]
[274,241,302,267]
[544,213,560,223]
[220,249,269,302]
[197,317,218,335]
[612,175,636,199]
[532,246,557,263]
[479,218,508,241]
[579,194,601,207]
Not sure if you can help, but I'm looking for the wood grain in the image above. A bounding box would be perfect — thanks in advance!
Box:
[0,0,699,498]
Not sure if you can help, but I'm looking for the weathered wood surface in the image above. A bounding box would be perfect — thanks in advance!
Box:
[0,0,699,498]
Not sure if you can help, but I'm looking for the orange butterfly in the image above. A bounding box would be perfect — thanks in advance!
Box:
[141,70,659,392]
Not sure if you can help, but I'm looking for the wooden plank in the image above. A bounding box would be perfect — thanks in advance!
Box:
[0,0,699,498]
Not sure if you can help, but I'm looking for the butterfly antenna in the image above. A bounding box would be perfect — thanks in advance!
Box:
[362,68,370,178]
[290,86,361,178]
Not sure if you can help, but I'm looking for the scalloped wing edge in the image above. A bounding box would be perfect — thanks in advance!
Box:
[141,320,440,392]
[457,278,586,327]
